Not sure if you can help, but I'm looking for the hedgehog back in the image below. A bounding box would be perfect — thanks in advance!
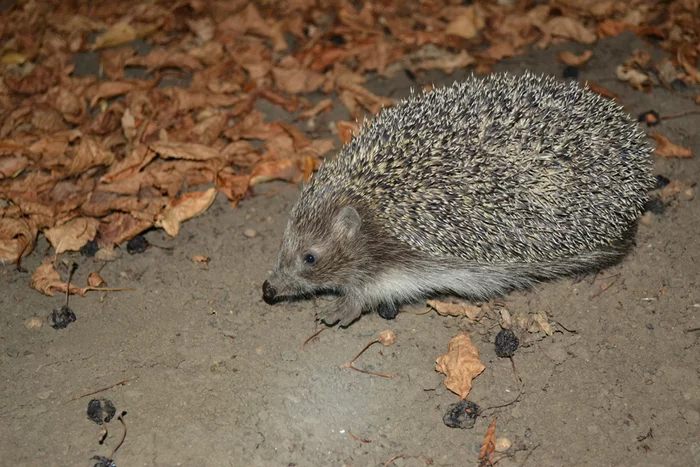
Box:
[294,72,654,264]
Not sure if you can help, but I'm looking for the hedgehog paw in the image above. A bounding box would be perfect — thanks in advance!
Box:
[316,299,362,327]
[376,301,399,320]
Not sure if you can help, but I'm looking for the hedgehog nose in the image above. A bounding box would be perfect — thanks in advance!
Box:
[262,280,277,305]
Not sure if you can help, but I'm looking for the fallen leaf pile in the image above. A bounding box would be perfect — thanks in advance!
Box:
[1,0,698,290]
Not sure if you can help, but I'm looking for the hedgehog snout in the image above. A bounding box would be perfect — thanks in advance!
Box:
[262,280,277,305]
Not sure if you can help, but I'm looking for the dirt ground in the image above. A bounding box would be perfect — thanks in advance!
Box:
[1,32,699,467]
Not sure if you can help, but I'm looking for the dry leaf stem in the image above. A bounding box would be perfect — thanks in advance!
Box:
[340,339,395,378]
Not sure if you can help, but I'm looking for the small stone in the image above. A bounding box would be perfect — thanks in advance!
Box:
[281,350,298,361]
[6,347,19,358]
[243,228,257,238]
[681,187,695,201]
[37,389,53,400]
[25,317,43,329]
[495,437,512,451]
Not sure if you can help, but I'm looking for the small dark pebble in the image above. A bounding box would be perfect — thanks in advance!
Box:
[50,305,76,330]
[670,79,688,92]
[646,323,654,330]
[443,399,479,429]
[655,175,670,189]
[404,69,416,81]
[80,240,99,258]
[87,398,117,425]
[562,66,579,80]
[91,456,116,467]
[644,198,665,215]
[377,302,399,320]
[126,235,147,254]
[6,347,19,358]
[329,34,345,46]
[495,328,519,358]
[638,110,660,126]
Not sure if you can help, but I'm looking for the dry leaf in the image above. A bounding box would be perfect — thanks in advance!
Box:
[149,141,222,161]
[435,333,486,400]
[499,308,512,329]
[296,99,333,120]
[444,6,485,40]
[656,180,690,201]
[70,137,115,174]
[428,299,481,320]
[156,188,217,237]
[616,65,650,90]
[541,17,597,44]
[557,50,593,67]
[378,330,397,346]
[44,217,99,255]
[87,271,106,287]
[30,259,86,297]
[336,121,360,144]
[0,217,37,263]
[531,311,554,335]
[585,81,620,101]
[93,22,138,49]
[249,159,304,186]
[192,255,210,264]
[272,67,326,94]
[651,133,693,158]
[478,418,498,463]
[0,155,28,178]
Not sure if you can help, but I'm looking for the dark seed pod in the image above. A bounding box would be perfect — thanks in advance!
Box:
[495,328,519,358]
[562,66,579,80]
[443,399,479,429]
[80,240,99,258]
[51,305,76,330]
[126,235,148,254]
[638,110,660,126]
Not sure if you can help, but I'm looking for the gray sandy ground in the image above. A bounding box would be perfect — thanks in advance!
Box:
[1,32,699,466]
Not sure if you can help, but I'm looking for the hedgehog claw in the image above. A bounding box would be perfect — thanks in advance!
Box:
[316,299,362,327]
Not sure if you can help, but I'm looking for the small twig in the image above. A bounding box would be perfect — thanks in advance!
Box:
[348,431,371,443]
[110,411,127,459]
[384,455,433,466]
[684,327,700,333]
[70,376,138,401]
[340,339,395,378]
[589,274,620,299]
[301,326,328,349]
[553,320,577,334]
[518,443,541,467]
[66,262,78,306]
[660,109,700,120]
[403,308,432,316]
[86,287,136,293]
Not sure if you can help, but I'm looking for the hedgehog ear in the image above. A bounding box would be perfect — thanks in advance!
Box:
[332,206,361,239]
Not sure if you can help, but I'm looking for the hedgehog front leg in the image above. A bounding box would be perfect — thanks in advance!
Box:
[316,295,363,327]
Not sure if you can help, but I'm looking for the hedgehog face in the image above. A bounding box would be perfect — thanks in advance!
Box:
[262,206,365,305]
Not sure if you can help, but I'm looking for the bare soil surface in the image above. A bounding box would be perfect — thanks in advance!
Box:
[2,33,699,467]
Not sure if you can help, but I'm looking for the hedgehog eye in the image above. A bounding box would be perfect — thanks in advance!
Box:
[302,252,317,265]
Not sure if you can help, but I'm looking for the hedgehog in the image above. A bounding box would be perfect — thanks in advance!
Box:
[261,71,655,327]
